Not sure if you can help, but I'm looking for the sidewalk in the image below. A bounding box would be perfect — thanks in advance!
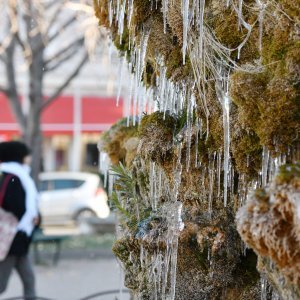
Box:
[0,255,129,300]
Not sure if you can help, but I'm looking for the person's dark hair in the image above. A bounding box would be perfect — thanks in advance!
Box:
[0,141,31,163]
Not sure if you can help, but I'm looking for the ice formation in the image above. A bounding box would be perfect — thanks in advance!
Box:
[94,0,300,298]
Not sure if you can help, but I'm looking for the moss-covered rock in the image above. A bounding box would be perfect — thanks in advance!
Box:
[237,162,300,291]
[94,0,300,298]
[99,118,138,165]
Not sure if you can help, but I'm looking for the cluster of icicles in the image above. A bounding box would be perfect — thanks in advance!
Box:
[97,0,297,299]
[100,152,184,299]
[106,0,271,207]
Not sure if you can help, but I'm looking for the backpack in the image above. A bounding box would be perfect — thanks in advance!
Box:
[0,173,19,261]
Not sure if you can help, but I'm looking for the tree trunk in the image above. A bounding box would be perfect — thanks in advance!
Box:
[24,1,45,183]
[23,108,42,183]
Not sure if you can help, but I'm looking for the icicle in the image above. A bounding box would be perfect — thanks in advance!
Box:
[173,143,183,201]
[99,152,111,188]
[230,163,235,199]
[150,161,157,211]
[166,202,184,300]
[157,168,163,207]
[108,0,113,27]
[126,69,134,126]
[116,0,120,21]
[217,151,222,198]
[208,153,215,218]
[161,243,170,299]
[116,56,125,106]
[127,0,134,27]
[162,0,169,33]
[169,236,179,300]
[108,172,115,197]
[194,117,201,168]
[238,0,243,29]
[260,276,268,300]
[138,29,151,83]
[140,244,144,268]
[223,93,230,207]
[131,29,150,124]
[197,0,205,60]
[271,291,280,300]
[186,92,195,171]
[261,146,270,187]
[256,0,266,55]
[158,65,167,113]
[157,253,163,294]
[182,0,189,64]
[216,84,231,207]
[117,0,126,42]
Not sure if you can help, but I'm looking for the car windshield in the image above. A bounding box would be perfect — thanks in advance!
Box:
[39,179,85,191]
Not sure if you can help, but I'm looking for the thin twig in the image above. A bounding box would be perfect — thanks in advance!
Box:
[40,52,89,111]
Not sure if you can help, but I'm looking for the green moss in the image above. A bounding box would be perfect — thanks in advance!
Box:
[131,0,158,27]
[165,47,192,80]
[143,62,156,87]
[139,111,177,137]
[277,0,300,20]
[276,162,300,184]
[233,249,260,286]
[254,188,269,202]
[100,118,138,165]
[262,16,294,64]
[93,0,110,28]
[231,129,262,177]
[114,26,131,56]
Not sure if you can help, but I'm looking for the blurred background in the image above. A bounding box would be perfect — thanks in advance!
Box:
[0,1,129,299]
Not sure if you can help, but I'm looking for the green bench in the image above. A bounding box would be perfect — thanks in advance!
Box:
[32,229,69,265]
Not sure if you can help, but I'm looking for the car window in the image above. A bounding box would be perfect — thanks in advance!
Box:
[39,179,84,191]
[39,180,52,192]
[53,179,84,190]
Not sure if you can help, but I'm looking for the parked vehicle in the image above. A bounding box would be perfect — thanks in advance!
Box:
[38,172,110,225]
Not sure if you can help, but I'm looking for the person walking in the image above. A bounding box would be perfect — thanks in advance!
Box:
[0,141,39,299]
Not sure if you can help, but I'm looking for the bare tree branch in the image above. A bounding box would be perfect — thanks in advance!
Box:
[44,0,66,36]
[43,37,84,67]
[32,14,77,55]
[48,15,77,44]
[43,44,83,73]
[5,37,26,129]
[41,52,89,111]
[14,31,26,52]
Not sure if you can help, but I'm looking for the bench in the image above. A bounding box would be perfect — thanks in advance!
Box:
[32,228,69,265]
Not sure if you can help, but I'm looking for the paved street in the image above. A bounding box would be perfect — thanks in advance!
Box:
[1,255,129,300]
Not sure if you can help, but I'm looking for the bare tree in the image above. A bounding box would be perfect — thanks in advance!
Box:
[0,0,100,181]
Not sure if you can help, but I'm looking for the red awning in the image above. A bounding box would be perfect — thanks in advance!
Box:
[0,93,124,138]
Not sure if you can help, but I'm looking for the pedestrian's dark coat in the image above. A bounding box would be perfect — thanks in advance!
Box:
[0,172,31,256]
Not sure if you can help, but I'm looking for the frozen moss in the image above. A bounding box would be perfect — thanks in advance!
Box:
[99,118,138,165]
[237,163,300,287]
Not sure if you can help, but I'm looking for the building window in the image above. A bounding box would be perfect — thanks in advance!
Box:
[85,143,99,167]
[55,149,66,170]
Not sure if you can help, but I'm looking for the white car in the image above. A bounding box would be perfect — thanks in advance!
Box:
[38,172,110,225]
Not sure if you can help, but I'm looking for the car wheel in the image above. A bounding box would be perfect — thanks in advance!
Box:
[75,209,97,224]
[75,209,97,234]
